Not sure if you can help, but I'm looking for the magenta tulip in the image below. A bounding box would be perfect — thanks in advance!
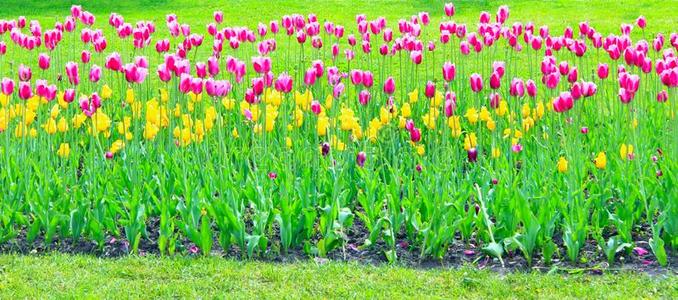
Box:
[18,81,32,100]
[358,89,371,106]
[38,53,50,70]
[442,62,456,82]
[470,73,483,92]
[356,151,366,167]
[383,77,395,95]
[1,78,14,95]
[89,65,101,82]
[425,81,435,98]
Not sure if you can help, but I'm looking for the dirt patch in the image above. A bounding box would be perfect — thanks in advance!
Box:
[1,218,675,276]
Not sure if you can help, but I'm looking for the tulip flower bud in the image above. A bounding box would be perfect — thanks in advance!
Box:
[467,148,478,162]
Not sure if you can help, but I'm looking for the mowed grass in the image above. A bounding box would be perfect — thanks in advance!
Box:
[0,254,675,298]
[0,0,677,298]
[2,0,677,35]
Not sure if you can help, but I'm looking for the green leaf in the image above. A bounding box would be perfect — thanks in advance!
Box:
[482,242,504,259]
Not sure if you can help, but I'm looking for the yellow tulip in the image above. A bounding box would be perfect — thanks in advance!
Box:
[557,157,568,173]
[57,143,71,158]
[594,152,607,169]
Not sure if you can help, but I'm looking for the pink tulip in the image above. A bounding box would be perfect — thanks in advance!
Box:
[362,71,374,88]
[18,64,31,82]
[251,77,264,96]
[356,151,366,167]
[358,89,371,106]
[489,72,501,90]
[425,81,435,98]
[379,44,389,56]
[660,69,678,87]
[489,92,500,109]
[511,144,523,153]
[195,62,207,78]
[597,63,609,79]
[89,65,101,82]
[410,50,422,65]
[558,61,569,75]
[303,68,316,86]
[493,61,506,77]
[383,77,395,95]
[214,11,224,24]
[621,23,633,36]
[350,70,363,86]
[567,67,578,83]
[90,93,101,109]
[122,63,148,84]
[510,78,525,97]
[427,41,435,51]
[625,74,640,93]
[65,62,79,85]
[607,44,621,60]
[18,81,32,100]
[405,119,415,131]
[63,89,75,103]
[252,56,271,74]
[657,90,668,103]
[35,80,48,98]
[270,20,280,34]
[157,64,172,82]
[526,80,537,97]
[135,56,149,69]
[582,81,597,97]
[310,100,321,115]
[1,78,15,95]
[470,73,483,92]
[312,60,324,78]
[410,127,422,143]
[479,11,491,24]
[445,97,457,117]
[442,62,455,82]
[70,5,82,18]
[155,39,170,53]
[205,78,232,97]
[333,82,345,98]
[552,91,574,113]
[531,36,543,50]
[188,77,202,95]
[440,31,450,44]
[579,21,590,36]
[496,5,509,24]
[345,49,355,61]
[38,53,50,70]
[105,52,122,71]
[571,82,582,100]
[274,73,293,93]
[460,41,470,55]
[81,50,91,64]
[331,43,339,58]
[618,88,635,103]
[444,3,455,17]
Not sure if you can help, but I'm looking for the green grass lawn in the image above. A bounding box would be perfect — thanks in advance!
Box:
[2,0,677,35]
[0,254,675,298]
[1,0,677,297]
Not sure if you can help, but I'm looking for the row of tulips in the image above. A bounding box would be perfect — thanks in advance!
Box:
[0,3,675,265]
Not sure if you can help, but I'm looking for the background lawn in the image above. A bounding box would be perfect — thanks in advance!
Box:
[0,254,676,298]
[1,0,677,36]
[0,0,677,298]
